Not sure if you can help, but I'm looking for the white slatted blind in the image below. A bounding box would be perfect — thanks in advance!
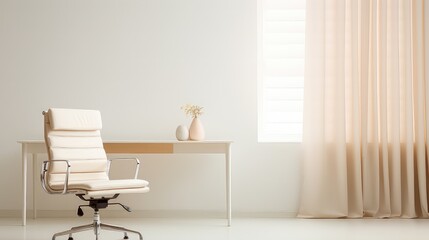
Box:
[258,0,306,142]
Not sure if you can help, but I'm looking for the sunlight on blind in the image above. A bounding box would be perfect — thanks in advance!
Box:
[258,0,305,142]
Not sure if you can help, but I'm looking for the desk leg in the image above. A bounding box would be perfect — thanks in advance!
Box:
[226,144,231,227]
[22,144,27,226]
[32,154,37,219]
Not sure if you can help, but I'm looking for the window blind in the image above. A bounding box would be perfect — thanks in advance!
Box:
[258,0,306,142]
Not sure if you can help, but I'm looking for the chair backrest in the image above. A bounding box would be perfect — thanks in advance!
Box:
[44,108,109,186]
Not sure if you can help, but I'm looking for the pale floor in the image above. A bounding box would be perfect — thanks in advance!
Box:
[0,217,428,240]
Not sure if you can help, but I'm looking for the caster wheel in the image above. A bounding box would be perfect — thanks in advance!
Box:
[68,238,73,240]
[124,236,129,239]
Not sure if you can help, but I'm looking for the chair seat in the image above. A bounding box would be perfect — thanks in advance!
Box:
[50,179,149,196]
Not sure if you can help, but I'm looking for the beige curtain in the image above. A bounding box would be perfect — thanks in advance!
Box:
[298,0,429,218]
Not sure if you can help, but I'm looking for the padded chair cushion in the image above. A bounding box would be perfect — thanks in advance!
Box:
[50,179,149,191]
[49,108,102,131]
[43,108,150,198]
[50,179,150,197]
[82,187,150,197]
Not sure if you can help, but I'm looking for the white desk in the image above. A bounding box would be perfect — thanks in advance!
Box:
[18,140,232,226]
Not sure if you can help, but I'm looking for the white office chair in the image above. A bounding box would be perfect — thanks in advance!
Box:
[41,108,150,240]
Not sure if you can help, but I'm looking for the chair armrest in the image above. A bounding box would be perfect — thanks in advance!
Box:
[40,160,71,195]
[108,157,140,179]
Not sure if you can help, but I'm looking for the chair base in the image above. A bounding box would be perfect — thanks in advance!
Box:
[52,211,143,240]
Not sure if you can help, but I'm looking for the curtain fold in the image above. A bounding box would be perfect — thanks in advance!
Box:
[299,0,429,218]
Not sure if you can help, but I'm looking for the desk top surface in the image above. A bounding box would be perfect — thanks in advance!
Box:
[18,140,233,144]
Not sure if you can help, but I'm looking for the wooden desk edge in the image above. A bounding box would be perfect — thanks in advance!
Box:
[103,143,174,154]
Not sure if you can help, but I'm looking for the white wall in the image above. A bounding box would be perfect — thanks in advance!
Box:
[0,0,301,216]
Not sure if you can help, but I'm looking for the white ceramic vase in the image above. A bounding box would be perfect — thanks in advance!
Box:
[189,117,205,141]
[176,125,189,141]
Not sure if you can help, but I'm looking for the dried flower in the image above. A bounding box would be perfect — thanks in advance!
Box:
[181,104,204,118]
